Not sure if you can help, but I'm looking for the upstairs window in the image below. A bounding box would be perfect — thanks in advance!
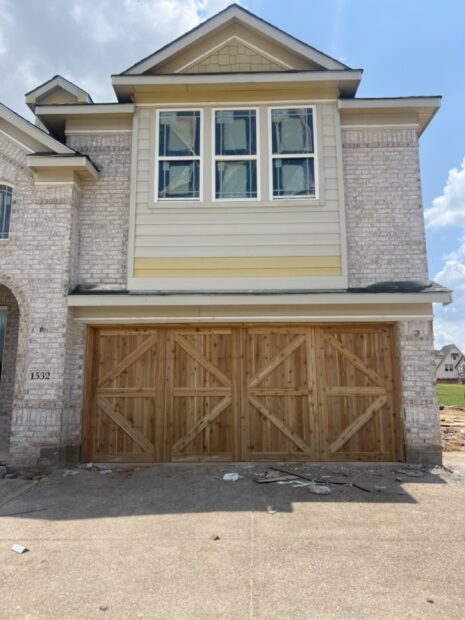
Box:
[214,109,258,200]
[270,107,316,199]
[157,110,201,200]
[0,185,12,240]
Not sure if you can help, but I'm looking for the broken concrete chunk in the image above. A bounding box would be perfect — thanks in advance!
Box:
[308,482,331,495]
[11,544,28,554]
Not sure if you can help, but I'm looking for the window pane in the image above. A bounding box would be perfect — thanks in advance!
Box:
[215,160,257,199]
[215,110,256,156]
[0,309,6,380]
[272,158,315,197]
[158,161,200,199]
[0,185,12,240]
[159,111,200,157]
[272,108,313,154]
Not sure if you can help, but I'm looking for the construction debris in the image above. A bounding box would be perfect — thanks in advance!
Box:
[62,469,80,478]
[99,469,113,476]
[395,469,424,478]
[308,482,331,495]
[11,544,28,554]
[223,473,240,481]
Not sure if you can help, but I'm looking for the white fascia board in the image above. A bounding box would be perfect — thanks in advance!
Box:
[338,97,441,110]
[0,103,74,154]
[124,5,348,75]
[112,70,362,87]
[34,103,135,116]
[67,290,451,307]
[27,155,99,179]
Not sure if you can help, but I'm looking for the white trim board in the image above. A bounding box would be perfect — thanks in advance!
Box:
[68,291,450,307]
[176,35,293,73]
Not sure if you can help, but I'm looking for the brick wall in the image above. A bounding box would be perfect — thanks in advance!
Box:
[66,134,131,288]
[342,127,429,287]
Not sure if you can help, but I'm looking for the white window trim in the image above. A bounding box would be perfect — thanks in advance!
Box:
[211,107,260,202]
[268,104,319,201]
[154,108,203,203]
[0,182,13,241]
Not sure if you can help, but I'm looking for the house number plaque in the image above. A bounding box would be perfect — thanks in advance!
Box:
[30,371,51,380]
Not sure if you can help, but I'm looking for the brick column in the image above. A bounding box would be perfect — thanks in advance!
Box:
[397,320,441,464]
[8,185,85,466]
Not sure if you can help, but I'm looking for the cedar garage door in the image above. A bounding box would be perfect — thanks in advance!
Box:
[82,325,402,463]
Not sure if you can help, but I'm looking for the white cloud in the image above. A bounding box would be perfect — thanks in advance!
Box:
[429,157,465,351]
[0,0,239,118]
[425,158,465,228]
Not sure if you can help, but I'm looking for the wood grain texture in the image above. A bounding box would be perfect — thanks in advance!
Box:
[83,324,401,462]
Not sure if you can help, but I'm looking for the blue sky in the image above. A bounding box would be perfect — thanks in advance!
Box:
[0,0,463,348]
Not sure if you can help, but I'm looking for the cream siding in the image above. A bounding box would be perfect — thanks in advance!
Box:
[129,102,347,290]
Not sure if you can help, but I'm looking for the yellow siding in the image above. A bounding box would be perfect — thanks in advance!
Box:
[134,256,342,278]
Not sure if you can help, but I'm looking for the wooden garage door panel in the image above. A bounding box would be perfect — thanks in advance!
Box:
[323,395,392,460]
[94,396,156,461]
[319,327,397,461]
[245,329,318,460]
[86,329,162,462]
[169,329,238,461]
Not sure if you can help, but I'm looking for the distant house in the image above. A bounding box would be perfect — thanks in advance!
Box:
[435,345,464,383]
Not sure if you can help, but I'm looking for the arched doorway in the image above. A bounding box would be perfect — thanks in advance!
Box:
[0,285,20,453]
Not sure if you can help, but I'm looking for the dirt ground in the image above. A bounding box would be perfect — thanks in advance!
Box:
[441,407,465,451]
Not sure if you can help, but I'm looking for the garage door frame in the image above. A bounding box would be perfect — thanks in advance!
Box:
[81,323,403,463]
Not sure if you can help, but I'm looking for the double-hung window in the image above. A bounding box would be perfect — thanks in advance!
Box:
[0,185,12,239]
[157,110,201,200]
[270,107,316,199]
[214,109,258,200]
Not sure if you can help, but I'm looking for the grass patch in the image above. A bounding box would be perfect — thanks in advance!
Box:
[437,383,465,407]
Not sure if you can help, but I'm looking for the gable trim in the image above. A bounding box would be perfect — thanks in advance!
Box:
[0,127,35,154]
[25,75,93,111]
[175,35,293,73]
[0,103,75,155]
[122,4,349,75]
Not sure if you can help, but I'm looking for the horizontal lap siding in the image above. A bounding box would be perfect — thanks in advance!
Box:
[132,104,344,283]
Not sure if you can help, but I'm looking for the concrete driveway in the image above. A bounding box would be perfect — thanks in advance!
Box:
[0,457,464,620]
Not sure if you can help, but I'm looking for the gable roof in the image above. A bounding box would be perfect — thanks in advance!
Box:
[120,3,350,75]
[0,102,75,154]
[25,75,93,111]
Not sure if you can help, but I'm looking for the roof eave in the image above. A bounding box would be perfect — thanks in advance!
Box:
[338,96,442,135]
[111,69,363,101]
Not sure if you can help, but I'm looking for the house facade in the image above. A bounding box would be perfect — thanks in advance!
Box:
[435,345,464,383]
[0,5,451,466]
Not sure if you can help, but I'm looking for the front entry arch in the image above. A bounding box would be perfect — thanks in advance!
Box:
[0,285,20,445]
